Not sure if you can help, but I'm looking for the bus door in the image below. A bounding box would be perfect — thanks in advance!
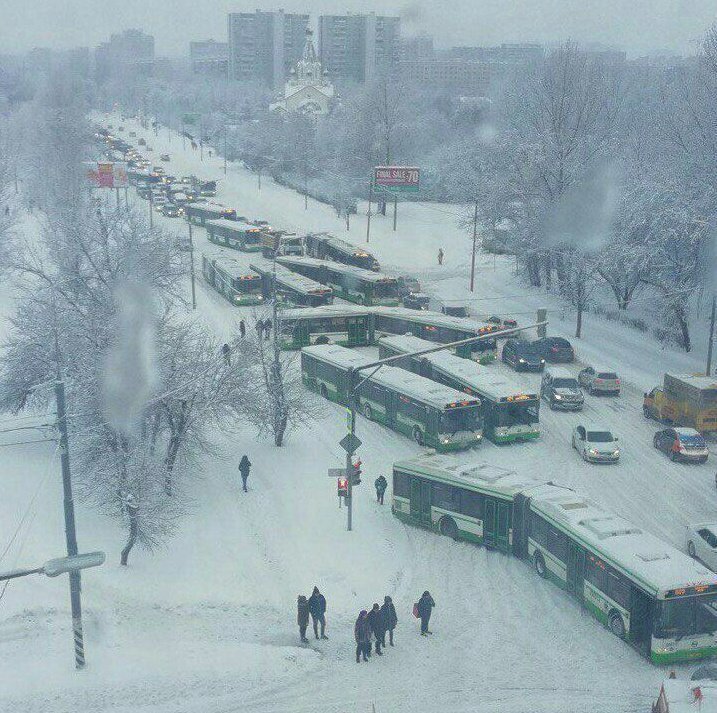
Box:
[294,323,310,348]
[385,391,398,430]
[347,318,365,346]
[484,499,511,551]
[410,478,432,525]
[629,588,653,654]
[566,542,586,599]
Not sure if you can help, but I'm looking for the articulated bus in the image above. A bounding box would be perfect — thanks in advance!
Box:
[206,219,263,252]
[249,262,333,308]
[392,452,717,665]
[185,203,237,227]
[301,344,482,451]
[373,307,498,362]
[280,305,373,349]
[304,232,380,271]
[201,254,263,306]
[378,334,539,444]
[276,256,399,306]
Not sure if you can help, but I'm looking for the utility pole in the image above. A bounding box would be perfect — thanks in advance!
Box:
[115,187,120,209]
[470,200,478,292]
[223,126,227,176]
[188,220,197,310]
[366,180,373,243]
[707,294,716,376]
[199,117,204,162]
[54,379,85,670]
[148,190,154,229]
[393,198,398,231]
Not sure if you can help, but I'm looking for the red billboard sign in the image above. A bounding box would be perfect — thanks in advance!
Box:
[373,166,420,193]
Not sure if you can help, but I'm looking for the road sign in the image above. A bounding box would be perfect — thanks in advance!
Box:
[374,166,420,194]
[339,433,362,454]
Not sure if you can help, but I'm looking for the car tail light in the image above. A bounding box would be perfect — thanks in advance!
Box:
[615,379,620,385]
[551,346,558,352]
[595,378,603,383]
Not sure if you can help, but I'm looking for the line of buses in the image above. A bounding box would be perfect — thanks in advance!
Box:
[177,189,717,667]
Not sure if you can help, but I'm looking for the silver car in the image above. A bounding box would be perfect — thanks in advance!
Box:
[578,366,621,395]
[572,424,620,463]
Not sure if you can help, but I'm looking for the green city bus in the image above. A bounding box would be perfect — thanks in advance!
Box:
[301,344,482,450]
[392,451,717,665]
[201,254,263,306]
[185,203,237,226]
[280,305,374,349]
[277,256,399,306]
[378,334,539,443]
[206,218,263,252]
[249,262,333,307]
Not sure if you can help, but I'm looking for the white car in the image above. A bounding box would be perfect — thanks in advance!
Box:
[686,523,717,571]
[571,424,620,463]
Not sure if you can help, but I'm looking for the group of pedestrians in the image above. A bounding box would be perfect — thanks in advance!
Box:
[354,596,398,663]
[297,586,328,643]
[255,318,272,340]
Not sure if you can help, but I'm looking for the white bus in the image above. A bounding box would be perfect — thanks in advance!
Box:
[392,451,717,665]
[301,344,482,451]
[378,334,539,444]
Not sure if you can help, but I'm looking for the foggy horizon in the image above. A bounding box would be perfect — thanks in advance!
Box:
[2,0,716,57]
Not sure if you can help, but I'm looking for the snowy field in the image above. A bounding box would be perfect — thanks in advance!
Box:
[0,114,711,712]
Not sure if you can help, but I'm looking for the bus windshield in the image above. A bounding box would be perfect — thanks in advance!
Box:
[373,281,397,297]
[654,595,717,638]
[496,402,539,426]
[236,277,261,293]
[440,406,480,433]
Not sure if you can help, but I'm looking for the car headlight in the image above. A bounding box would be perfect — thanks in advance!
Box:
[519,358,526,363]
[554,394,563,400]
[540,359,545,364]
[440,437,450,444]
[589,448,599,455]
[613,450,620,456]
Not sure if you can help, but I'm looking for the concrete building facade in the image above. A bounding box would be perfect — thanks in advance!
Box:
[190,40,228,76]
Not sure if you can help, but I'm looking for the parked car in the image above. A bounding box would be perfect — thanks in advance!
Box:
[441,304,468,318]
[138,137,146,146]
[502,339,545,372]
[488,316,519,329]
[397,275,422,298]
[653,427,709,463]
[533,336,575,363]
[160,154,170,162]
[403,293,430,310]
[572,424,620,463]
[541,367,584,411]
[685,523,717,570]
[578,366,621,396]
[160,203,183,218]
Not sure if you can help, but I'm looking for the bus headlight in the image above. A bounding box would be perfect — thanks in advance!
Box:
[440,437,450,444]
[519,358,526,363]
[554,394,563,400]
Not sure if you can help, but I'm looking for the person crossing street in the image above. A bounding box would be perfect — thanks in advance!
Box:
[374,475,387,505]
[308,586,328,640]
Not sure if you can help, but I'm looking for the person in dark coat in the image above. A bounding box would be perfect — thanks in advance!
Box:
[417,591,435,636]
[239,320,246,338]
[297,595,310,643]
[354,610,371,663]
[366,603,384,655]
[374,475,388,505]
[255,318,264,339]
[264,318,272,340]
[380,595,398,647]
[308,586,328,640]
[221,343,231,366]
[238,455,251,492]
[438,248,444,265]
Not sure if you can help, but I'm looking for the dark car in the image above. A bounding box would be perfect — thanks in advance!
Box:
[533,337,575,363]
[653,427,709,463]
[160,203,183,218]
[501,339,545,372]
[403,293,430,310]
[441,304,468,318]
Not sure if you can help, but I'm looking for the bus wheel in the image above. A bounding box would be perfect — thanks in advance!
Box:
[533,552,547,578]
[440,517,459,540]
[609,611,626,639]
[412,427,424,445]
[320,384,328,399]
[363,403,373,421]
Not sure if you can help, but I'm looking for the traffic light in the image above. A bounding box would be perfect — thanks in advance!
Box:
[351,458,362,486]
[337,477,348,498]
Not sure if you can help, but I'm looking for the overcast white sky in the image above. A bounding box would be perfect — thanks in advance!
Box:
[1,0,715,56]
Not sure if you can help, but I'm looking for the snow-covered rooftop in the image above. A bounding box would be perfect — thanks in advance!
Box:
[250,262,331,296]
[206,218,259,233]
[373,306,492,332]
[281,303,371,321]
[277,256,396,283]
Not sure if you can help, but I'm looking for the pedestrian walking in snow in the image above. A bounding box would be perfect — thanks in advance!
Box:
[354,610,371,663]
[297,595,310,643]
[264,318,272,340]
[308,586,328,640]
[438,248,444,266]
[255,318,264,339]
[208,150,213,158]
[239,320,246,338]
[367,603,385,655]
[221,343,231,366]
[4,206,8,216]
[238,455,251,492]
[380,596,398,647]
[374,475,387,505]
[416,591,435,636]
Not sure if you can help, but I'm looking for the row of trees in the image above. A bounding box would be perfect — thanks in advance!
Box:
[0,72,320,564]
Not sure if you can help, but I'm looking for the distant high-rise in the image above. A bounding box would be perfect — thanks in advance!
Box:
[227,10,309,86]
[94,29,154,81]
[318,13,401,84]
[190,40,229,76]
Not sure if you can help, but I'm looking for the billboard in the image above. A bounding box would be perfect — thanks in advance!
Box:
[86,162,128,189]
[373,166,420,193]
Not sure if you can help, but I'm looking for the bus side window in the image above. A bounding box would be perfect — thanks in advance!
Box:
[393,471,410,498]
[460,491,483,519]
[547,528,567,562]
[585,556,607,592]
[608,571,631,609]
[530,512,549,547]
[432,482,460,511]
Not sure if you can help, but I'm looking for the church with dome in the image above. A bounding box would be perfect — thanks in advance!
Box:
[270,28,335,115]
